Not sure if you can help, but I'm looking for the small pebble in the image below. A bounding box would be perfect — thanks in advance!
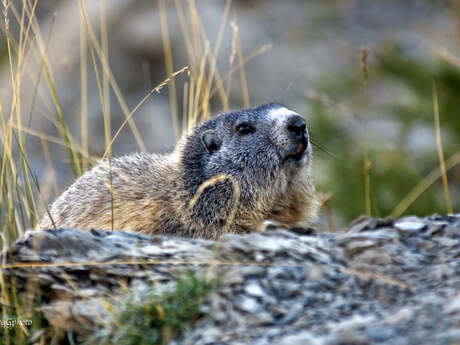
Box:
[395,218,426,232]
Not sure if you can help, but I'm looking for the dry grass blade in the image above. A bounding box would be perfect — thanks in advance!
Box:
[190,42,210,128]
[80,11,89,172]
[188,0,204,67]
[79,0,147,152]
[392,150,460,217]
[345,268,412,290]
[174,0,195,66]
[102,66,189,159]
[1,0,50,236]
[40,133,59,196]
[13,0,84,177]
[159,0,180,139]
[211,43,272,99]
[438,47,460,68]
[200,0,232,115]
[360,46,371,217]
[87,34,115,229]
[88,43,110,153]
[432,83,453,214]
[11,124,97,162]
[25,7,54,140]
[100,0,111,146]
[234,12,250,108]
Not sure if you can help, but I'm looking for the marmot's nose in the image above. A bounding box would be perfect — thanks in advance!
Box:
[287,115,306,136]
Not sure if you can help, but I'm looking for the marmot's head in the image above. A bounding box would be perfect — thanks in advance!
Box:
[181,103,316,235]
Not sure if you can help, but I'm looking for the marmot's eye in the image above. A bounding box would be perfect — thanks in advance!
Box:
[236,123,255,135]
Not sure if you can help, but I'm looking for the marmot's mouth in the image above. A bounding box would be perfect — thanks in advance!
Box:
[293,141,306,156]
[289,137,308,161]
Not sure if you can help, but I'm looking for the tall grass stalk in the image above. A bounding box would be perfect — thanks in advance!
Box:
[102,66,189,159]
[159,0,180,138]
[359,46,371,216]
[200,0,232,116]
[79,0,147,152]
[432,83,453,214]
[80,10,89,172]
[234,12,250,108]
[100,0,111,146]
[392,150,460,217]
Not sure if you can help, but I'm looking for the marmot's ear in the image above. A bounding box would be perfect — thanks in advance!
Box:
[201,130,221,154]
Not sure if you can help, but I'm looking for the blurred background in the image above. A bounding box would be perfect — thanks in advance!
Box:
[1,0,459,232]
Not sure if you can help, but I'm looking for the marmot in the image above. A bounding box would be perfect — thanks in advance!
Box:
[39,103,318,239]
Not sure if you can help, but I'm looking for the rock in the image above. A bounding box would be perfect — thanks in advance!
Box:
[235,296,260,314]
[444,293,460,315]
[278,331,318,345]
[394,217,427,233]
[3,214,460,344]
[244,282,265,297]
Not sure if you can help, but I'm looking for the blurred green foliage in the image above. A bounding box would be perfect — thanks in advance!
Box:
[310,42,459,226]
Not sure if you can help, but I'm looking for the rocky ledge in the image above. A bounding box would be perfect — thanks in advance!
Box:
[3,215,460,344]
